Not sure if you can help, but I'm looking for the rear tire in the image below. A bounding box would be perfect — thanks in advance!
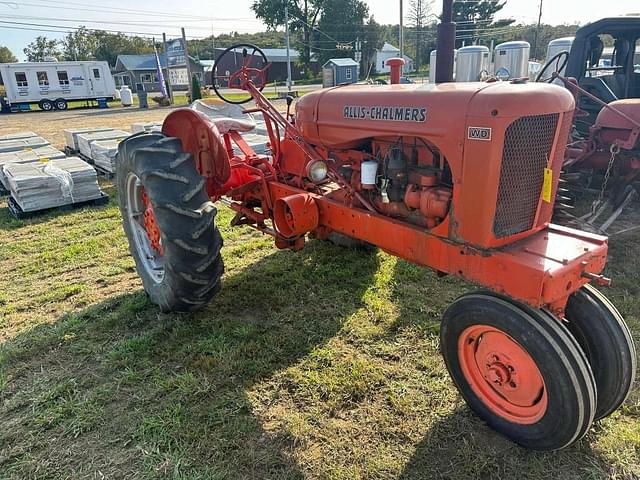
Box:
[117,133,224,312]
[565,284,637,420]
[54,98,68,110]
[440,293,597,450]
[39,99,53,111]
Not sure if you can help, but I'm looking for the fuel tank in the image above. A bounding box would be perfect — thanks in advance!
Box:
[295,81,575,150]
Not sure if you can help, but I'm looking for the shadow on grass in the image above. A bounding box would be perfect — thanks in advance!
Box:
[399,408,614,480]
[0,240,379,478]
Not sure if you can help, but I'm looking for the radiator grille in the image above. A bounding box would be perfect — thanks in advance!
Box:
[493,113,560,239]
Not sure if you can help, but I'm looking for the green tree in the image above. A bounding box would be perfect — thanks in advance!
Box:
[23,36,60,62]
[315,0,369,67]
[407,0,434,71]
[252,0,325,68]
[452,0,514,48]
[92,31,153,66]
[0,45,17,63]
[61,27,98,61]
[360,17,384,77]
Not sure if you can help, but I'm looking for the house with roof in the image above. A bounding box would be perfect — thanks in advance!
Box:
[202,48,318,86]
[322,58,360,87]
[375,43,414,74]
[113,53,204,93]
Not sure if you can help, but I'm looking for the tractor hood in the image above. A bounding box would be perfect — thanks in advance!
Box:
[295,81,575,150]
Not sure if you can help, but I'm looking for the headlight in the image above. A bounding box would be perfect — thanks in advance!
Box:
[307,160,328,183]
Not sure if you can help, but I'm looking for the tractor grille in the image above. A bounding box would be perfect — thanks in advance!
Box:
[493,113,560,239]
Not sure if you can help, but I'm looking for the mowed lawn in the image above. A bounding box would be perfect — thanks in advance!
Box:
[0,180,638,479]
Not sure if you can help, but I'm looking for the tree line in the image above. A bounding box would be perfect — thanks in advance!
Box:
[1,0,581,76]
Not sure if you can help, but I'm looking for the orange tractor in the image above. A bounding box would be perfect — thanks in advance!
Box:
[116,3,636,451]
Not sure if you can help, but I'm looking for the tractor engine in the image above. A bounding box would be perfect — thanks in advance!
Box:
[295,81,575,249]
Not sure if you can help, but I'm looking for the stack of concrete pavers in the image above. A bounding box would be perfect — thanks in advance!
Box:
[131,122,163,134]
[63,127,115,153]
[90,139,121,173]
[0,145,66,190]
[4,157,104,212]
[77,130,130,159]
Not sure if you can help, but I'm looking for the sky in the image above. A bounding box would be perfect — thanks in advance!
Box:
[1,0,639,61]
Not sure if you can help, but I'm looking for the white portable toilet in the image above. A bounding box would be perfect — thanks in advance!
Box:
[456,45,490,82]
[120,86,133,107]
[544,37,575,81]
[429,49,458,83]
[494,41,531,80]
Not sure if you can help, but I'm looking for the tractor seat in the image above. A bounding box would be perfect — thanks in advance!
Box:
[212,117,256,135]
[190,99,257,134]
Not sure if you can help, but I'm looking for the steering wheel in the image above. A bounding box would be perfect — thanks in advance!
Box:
[212,43,270,104]
[536,51,570,83]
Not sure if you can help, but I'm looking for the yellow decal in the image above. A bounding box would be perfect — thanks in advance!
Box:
[23,147,32,152]
[39,157,49,163]
[542,168,553,203]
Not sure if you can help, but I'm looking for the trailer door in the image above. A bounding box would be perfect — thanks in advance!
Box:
[89,65,108,97]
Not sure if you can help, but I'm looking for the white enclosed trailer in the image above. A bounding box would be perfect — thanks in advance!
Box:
[0,60,115,111]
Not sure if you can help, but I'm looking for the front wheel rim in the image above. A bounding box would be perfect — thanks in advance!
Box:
[458,324,548,425]
[125,172,165,283]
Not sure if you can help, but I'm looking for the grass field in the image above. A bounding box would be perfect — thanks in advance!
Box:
[0,179,638,479]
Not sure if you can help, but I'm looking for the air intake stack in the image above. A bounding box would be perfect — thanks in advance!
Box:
[435,0,456,83]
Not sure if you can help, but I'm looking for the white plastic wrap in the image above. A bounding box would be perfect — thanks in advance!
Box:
[44,161,75,202]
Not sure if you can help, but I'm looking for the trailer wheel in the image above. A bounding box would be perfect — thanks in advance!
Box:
[440,293,596,450]
[117,133,224,312]
[565,284,637,420]
[54,98,68,110]
[39,99,54,111]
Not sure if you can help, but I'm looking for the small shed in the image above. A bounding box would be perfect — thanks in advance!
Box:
[322,58,359,87]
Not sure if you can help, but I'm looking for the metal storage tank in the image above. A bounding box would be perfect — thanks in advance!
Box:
[493,41,530,80]
[456,45,490,82]
[429,49,458,83]
[546,37,574,62]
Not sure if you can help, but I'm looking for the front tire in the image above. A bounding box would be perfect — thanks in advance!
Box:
[440,293,597,450]
[565,284,637,420]
[117,133,224,312]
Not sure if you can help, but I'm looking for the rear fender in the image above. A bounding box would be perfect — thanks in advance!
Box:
[162,108,231,190]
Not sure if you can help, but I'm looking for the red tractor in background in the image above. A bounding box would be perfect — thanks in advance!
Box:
[116,2,636,451]
[536,17,640,233]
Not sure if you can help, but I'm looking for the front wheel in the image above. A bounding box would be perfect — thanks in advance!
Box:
[117,133,224,312]
[565,284,637,420]
[440,293,597,450]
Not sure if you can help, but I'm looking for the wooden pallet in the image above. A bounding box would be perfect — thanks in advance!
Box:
[7,192,110,220]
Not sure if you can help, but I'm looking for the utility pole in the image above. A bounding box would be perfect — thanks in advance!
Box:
[533,0,544,60]
[162,33,174,104]
[182,27,194,101]
[399,0,404,62]
[284,1,293,92]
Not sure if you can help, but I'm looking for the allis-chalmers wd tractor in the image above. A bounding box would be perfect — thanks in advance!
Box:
[116,8,636,451]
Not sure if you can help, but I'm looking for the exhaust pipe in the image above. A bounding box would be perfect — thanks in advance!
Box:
[435,0,456,83]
